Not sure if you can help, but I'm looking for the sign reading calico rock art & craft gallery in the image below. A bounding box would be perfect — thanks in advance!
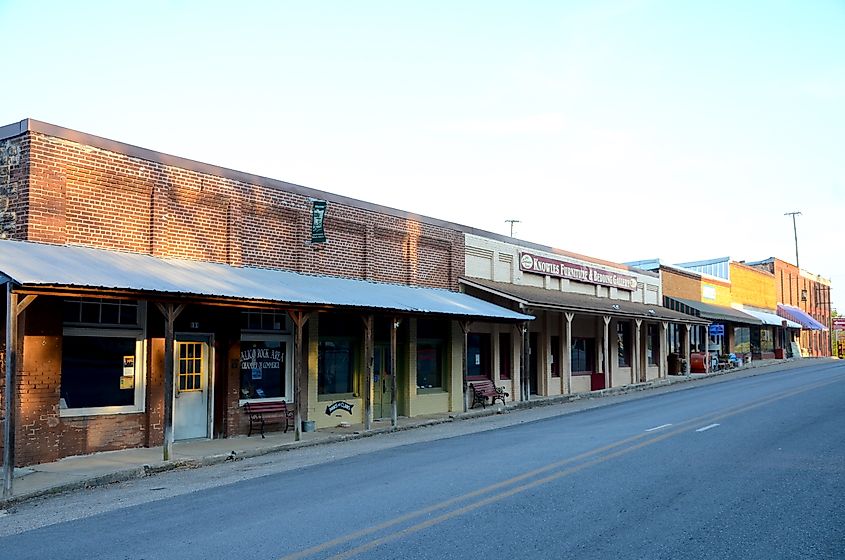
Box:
[519,252,638,291]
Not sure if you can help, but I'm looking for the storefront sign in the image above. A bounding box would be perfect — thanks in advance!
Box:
[240,347,282,381]
[519,252,637,291]
[311,200,327,243]
[325,401,354,415]
[708,324,725,336]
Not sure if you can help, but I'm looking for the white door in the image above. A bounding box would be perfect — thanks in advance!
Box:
[174,339,210,440]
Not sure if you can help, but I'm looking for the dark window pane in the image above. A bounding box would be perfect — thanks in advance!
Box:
[617,322,631,367]
[80,301,100,323]
[240,340,286,399]
[119,303,138,325]
[550,336,561,377]
[61,336,136,409]
[100,303,120,325]
[417,340,443,388]
[467,333,491,377]
[318,339,354,394]
[499,333,511,379]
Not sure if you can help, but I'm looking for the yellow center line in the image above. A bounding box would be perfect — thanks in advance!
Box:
[281,373,843,560]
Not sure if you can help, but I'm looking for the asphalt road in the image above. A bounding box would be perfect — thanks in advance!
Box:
[2,361,844,559]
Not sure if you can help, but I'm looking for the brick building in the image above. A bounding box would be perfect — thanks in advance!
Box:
[0,118,529,479]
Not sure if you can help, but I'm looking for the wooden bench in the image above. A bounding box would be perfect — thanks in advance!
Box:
[245,401,295,438]
[469,380,509,409]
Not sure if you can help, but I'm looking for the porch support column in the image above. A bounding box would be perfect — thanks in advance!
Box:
[459,320,471,413]
[362,315,374,431]
[634,319,643,383]
[602,315,611,389]
[3,288,37,500]
[288,310,312,442]
[564,312,574,395]
[684,323,692,375]
[521,320,530,401]
[660,322,669,378]
[390,317,402,428]
[155,302,185,461]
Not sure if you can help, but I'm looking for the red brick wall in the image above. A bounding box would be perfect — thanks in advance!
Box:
[24,131,464,288]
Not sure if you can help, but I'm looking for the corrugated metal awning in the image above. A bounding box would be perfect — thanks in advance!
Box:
[460,277,706,323]
[0,240,532,321]
[738,306,802,329]
[777,304,828,331]
[664,296,762,325]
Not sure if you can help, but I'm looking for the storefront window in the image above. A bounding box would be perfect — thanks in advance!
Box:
[617,322,631,367]
[318,339,355,394]
[647,324,659,366]
[550,336,561,377]
[571,338,594,373]
[61,299,145,416]
[467,333,491,378]
[62,335,137,409]
[240,339,289,400]
[734,327,751,354]
[760,328,774,353]
[417,319,448,389]
[499,333,512,379]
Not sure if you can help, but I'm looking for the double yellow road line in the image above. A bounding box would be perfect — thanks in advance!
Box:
[282,371,844,560]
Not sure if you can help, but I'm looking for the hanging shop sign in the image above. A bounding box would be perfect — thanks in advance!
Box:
[311,200,327,243]
[519,252,638,291]
[325,401,354,415]
[708,324,725,336]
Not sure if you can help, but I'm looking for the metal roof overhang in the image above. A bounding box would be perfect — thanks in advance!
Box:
[0,240,533,322]
[460,277,707,324]
[777,304,828,331]
[739,307,802,329]
[664,296,763,325]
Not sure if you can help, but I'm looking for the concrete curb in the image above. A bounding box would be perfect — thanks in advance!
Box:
[2,357,833,508]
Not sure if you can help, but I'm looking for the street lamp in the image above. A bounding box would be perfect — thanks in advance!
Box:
[784,211,801,268]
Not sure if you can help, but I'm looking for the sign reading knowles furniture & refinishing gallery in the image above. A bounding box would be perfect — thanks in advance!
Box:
[519,252,638,291]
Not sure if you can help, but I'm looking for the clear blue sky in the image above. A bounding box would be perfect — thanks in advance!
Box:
[2,0,843,310]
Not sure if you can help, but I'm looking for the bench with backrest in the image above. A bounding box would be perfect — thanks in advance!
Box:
[245,400,295,438]
[469,379,509,409]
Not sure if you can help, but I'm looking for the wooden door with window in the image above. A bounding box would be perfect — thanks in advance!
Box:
[174,337,211,440]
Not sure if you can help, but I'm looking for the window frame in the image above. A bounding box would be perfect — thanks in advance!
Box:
[317,336,358,399]
[617,322,631,367]
[238,332,294,405]
[416,338,446,392]
[646,324,660,366]
[59,326,147,418]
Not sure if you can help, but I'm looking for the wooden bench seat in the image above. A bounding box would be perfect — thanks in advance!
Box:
[245,400,295,438]
[469,380,509,409]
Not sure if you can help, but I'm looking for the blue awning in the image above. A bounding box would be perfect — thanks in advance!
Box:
[777,304,827,331]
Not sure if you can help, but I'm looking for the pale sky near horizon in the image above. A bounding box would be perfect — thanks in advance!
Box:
[2,0,843,310]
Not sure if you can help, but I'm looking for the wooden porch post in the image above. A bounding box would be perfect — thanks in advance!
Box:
[684,323,692,375]
[3,287,36,500]
[634,319,643,383]
[564,312,574,395]
[362,315,374,431]
[459,320,471,413]
[603,315,611,389]
[661,322,669,378]
[288,310,312,442]
[390,317,402,428]
[522,321,530,401]
[156,303,184,461]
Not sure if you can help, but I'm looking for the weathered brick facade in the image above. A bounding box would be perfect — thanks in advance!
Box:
[1,121,468,466]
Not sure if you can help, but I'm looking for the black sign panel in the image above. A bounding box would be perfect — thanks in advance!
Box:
[325,401,354,415]
[311,200,327,243]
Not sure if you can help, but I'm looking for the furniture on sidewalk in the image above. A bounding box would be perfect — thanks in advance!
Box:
[469,380,509,409]
[245,401,295,438]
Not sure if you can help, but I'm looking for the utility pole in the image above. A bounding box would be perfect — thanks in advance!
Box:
[784,211,802,268]
[505,219,520,237]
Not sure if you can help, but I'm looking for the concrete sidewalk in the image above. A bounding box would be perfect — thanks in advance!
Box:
[2,357,831,507]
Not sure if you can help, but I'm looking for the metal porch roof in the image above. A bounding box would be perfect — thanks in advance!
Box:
[664,296,762,325]
[738,307,802,329]
[0,240,532,321]
[460,277,706,323]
